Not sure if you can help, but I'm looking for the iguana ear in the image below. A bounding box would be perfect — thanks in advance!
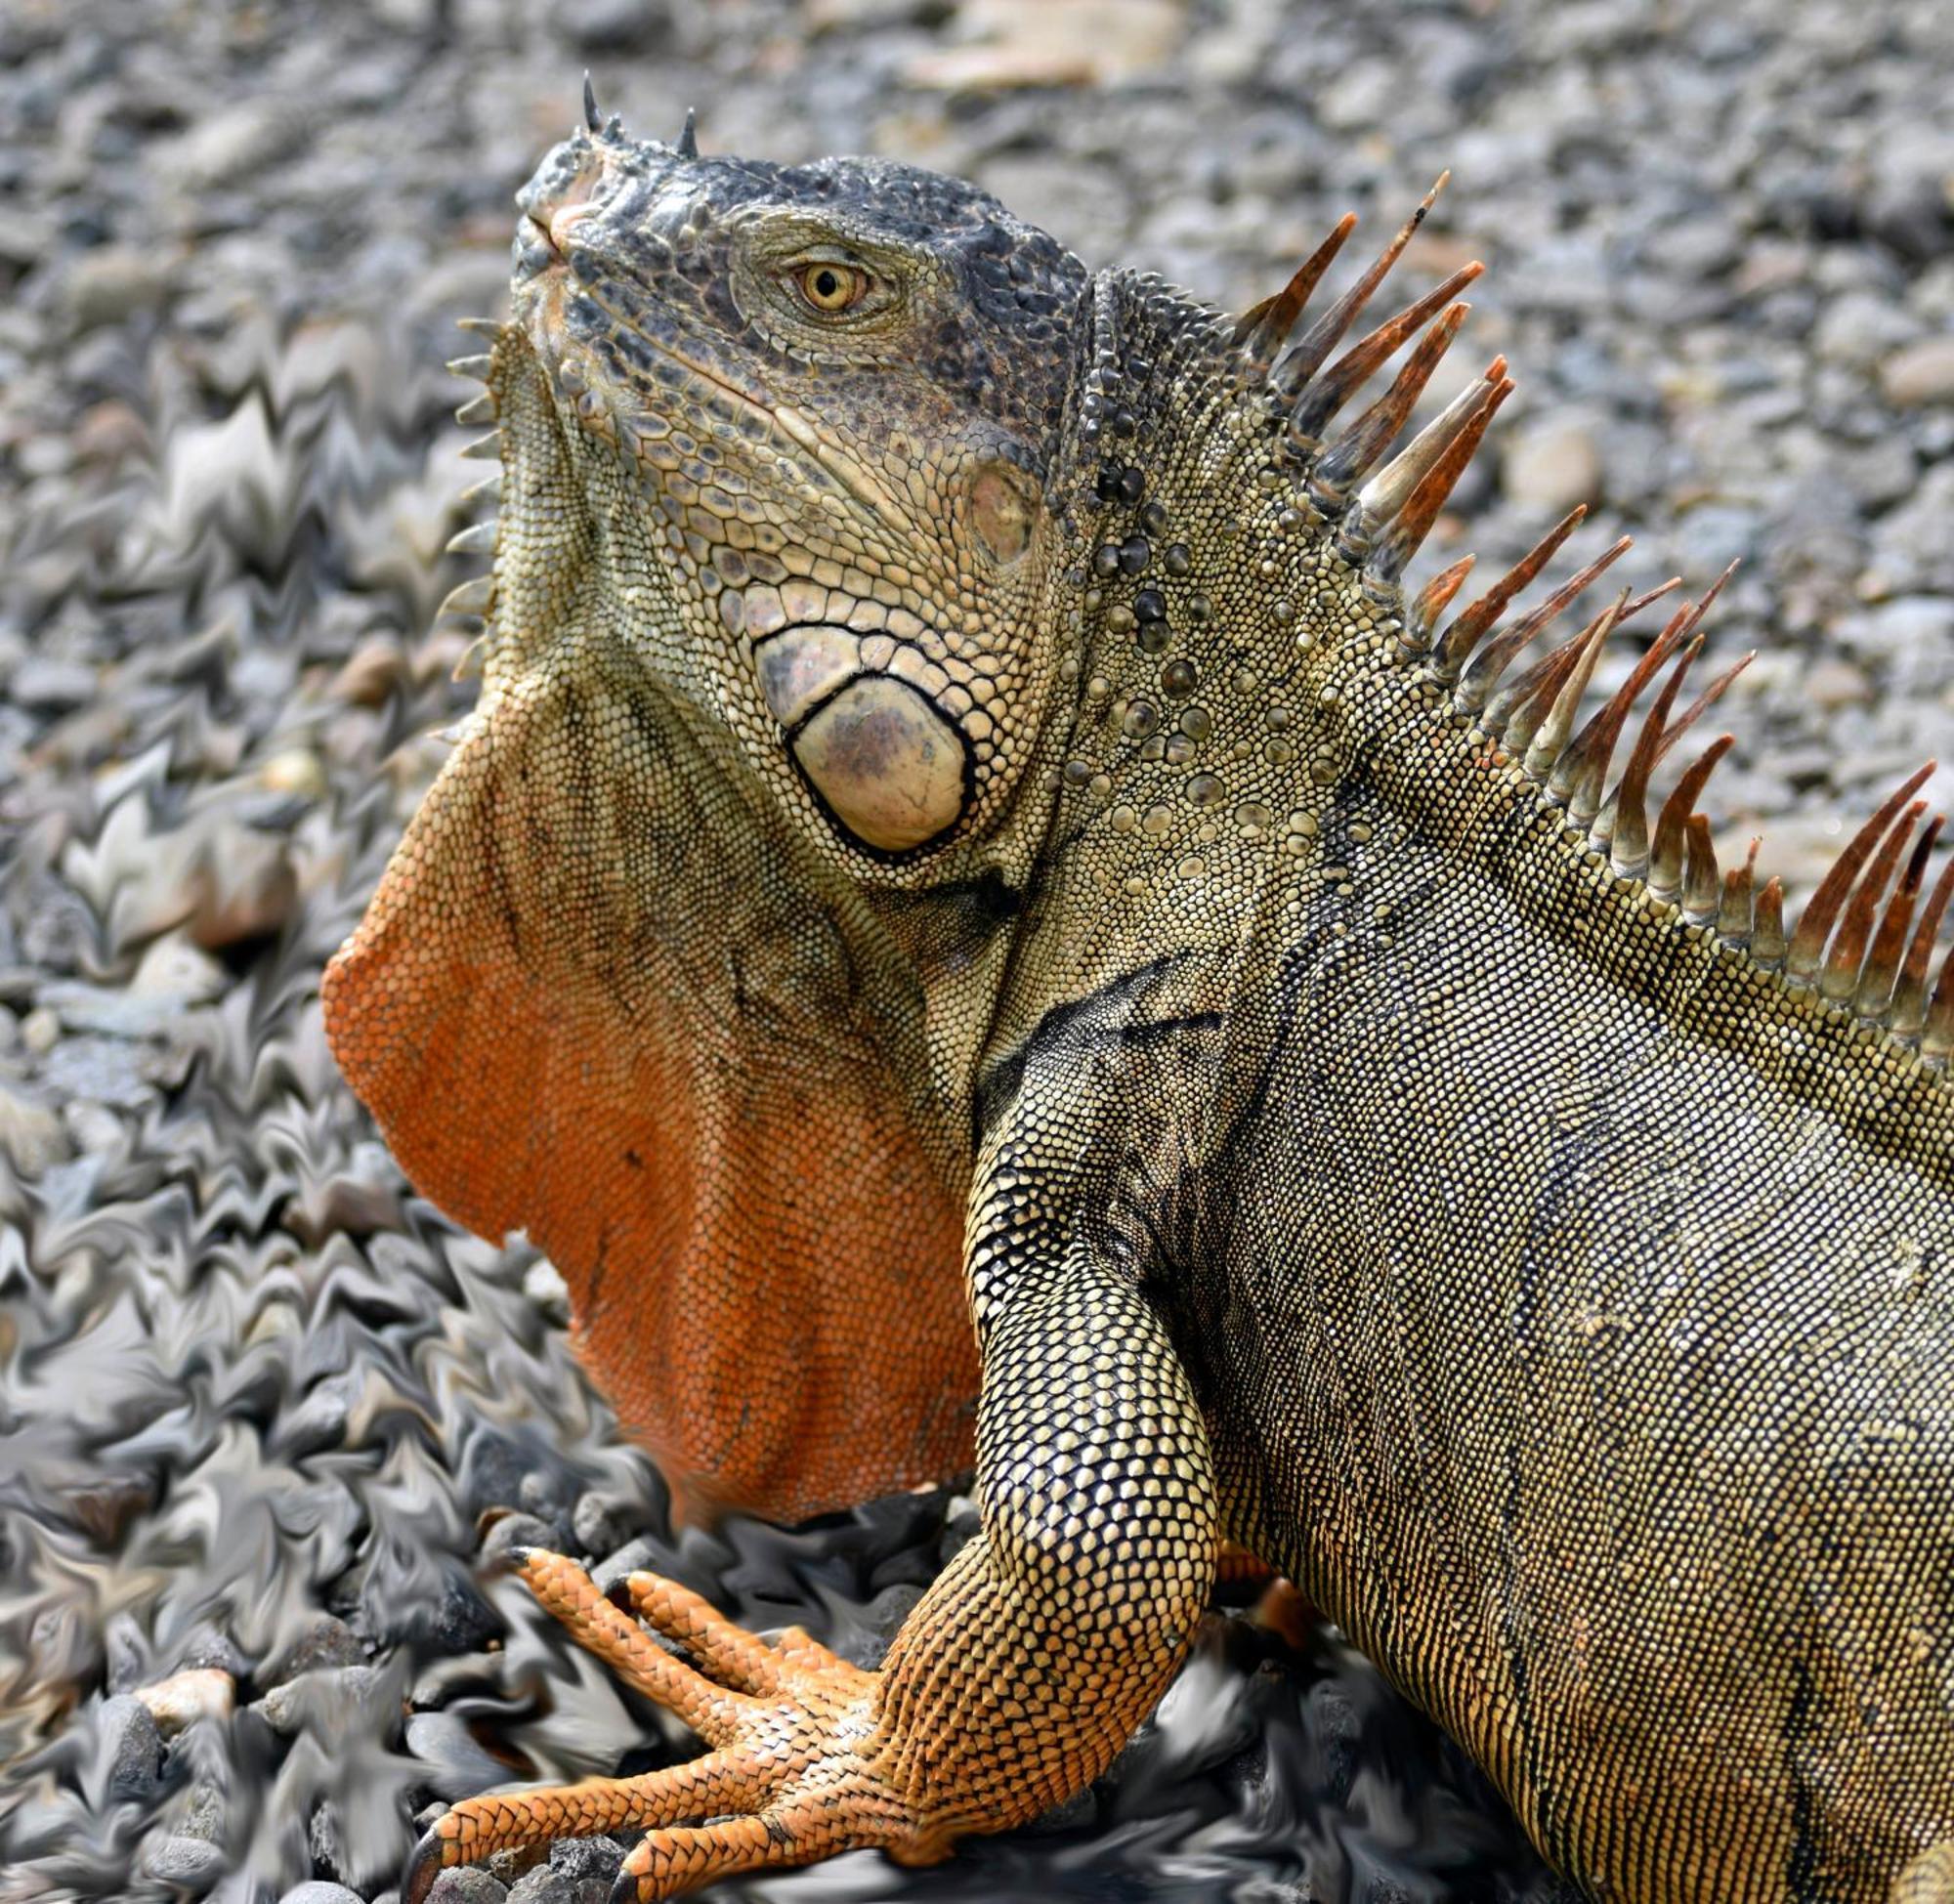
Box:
[322,658,976,1524]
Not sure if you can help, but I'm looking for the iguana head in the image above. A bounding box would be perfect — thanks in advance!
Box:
[497,113,1089,866]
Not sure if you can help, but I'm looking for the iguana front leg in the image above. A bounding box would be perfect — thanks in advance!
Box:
[408,1145,1219,1899]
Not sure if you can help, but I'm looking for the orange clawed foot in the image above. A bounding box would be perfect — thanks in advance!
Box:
[405,1547,942,1903]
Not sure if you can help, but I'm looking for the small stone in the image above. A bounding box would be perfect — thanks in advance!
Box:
[548,1836,624,1883]
[251,1664,385,1739]
[1502,418,1603,514]
[552,0,670,52]
[330,636,407,708]
[1881,337,1954,408]
[571,1494,628,1558]
[145,1836,226,1886]
[97,1694,163,1802]
[263,1614,364,1690]
[63,247,177,332]
[8,656,98,711]
[591,1535,660,1596]
[1803,659,1873,710]
[482,1512,559,1563]
[280,1884,367,1904]
[506,1868,578,1904]
[426,1870,510,1904]
[0,1082,71,1174]
[522,1257,569,1316]
[134,1667,234,1736]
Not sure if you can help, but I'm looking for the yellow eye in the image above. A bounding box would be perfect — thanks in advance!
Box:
[795,261,870,314]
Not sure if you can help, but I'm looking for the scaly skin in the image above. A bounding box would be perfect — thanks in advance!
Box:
[324,102,1954,1903]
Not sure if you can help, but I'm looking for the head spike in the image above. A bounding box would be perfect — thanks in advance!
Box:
[1233,214,1358,369]
[1290,264,1483,444]
[1785,763,1936,987]
[1361,375,1512,590]
[1600,634,1702,872]
[1434,505,1586,678]
[1718,838,1763,947]
[1893,858,1954,1040]
[1681,816,1722,927]
[1856,815,1943,1022]
[1310,303,1470,501]
[1454,535,1632,714]
[675,106,699,160]
[455,316,504,340]
[1352,358,1506,539]
[582,72,602,134]
[1274,173,1451,398]
[1822,801,1927,1002]
[1647,736,1735,905]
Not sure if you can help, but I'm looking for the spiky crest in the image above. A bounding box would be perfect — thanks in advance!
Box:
[1208,191,1954,1063]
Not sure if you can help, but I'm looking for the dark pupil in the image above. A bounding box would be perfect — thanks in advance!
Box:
[814,269,840,300]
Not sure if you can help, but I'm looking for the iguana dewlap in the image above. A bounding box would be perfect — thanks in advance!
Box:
[322,86,1954,1904]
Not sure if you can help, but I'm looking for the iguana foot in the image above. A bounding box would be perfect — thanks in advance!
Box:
[405,1547,943,1903]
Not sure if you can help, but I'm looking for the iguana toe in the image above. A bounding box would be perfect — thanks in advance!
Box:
[408,1546,944,1901]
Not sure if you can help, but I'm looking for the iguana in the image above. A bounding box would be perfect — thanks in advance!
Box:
[321,82,1954,1904]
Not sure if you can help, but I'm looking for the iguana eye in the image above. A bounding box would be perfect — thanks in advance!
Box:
[792,261,871,314]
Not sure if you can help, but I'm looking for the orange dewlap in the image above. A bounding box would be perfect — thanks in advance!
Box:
[322,666,976,1524]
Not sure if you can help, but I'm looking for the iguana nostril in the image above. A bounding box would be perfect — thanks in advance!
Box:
[790,677,967,853]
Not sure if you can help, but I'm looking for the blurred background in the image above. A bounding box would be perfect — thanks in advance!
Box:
[1,0,1950,1899]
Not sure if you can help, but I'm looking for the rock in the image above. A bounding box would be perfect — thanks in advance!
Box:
[1803,659,1873,710]
[165,102,308,190]
[144,1834,226,1885]
[505,1867,574,1904]
[548,1835,624,1884]
[905,0,1185,88]
[481,1512,560,1564]
[330,636,407,708]
[128,931,229,1004]
[551,0,670,52]
[280,1884,367,1904]
[426,1865,510,1903]
[1501,418,1603,514]
[8,656,97,712]
[571,1492,628,1558]
[591,1536,660,1596]
[0,1081,71,1173]
[133,1666,234,1736]
[404,1711,515,1800]
[62,246,176,332]
[98,1694,164,1802]
[309,1800,347,1881]
[250,1663,386,1738]
[522,1257,570,1317]
[1882,337,1954,408]
[263,1614,364,1689]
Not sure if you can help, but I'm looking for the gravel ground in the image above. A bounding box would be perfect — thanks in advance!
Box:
[1,0,1950,1899]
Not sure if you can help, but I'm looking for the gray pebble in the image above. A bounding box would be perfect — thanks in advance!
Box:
[426,1868,510,1904]
[280,1884,367,1904]
[143,1833,226,1885]
[548,1835,624,1883]
[97,1693,163,1803]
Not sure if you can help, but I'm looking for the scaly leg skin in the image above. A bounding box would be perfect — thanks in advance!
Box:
[406,1164,1219,1902]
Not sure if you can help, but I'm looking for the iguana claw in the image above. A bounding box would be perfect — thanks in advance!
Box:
[404,1547,943,1902]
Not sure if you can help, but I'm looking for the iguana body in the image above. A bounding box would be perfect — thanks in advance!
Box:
[322,94,1954,1903]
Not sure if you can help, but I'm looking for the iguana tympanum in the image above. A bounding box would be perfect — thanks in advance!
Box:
[322,84,1954,1904]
